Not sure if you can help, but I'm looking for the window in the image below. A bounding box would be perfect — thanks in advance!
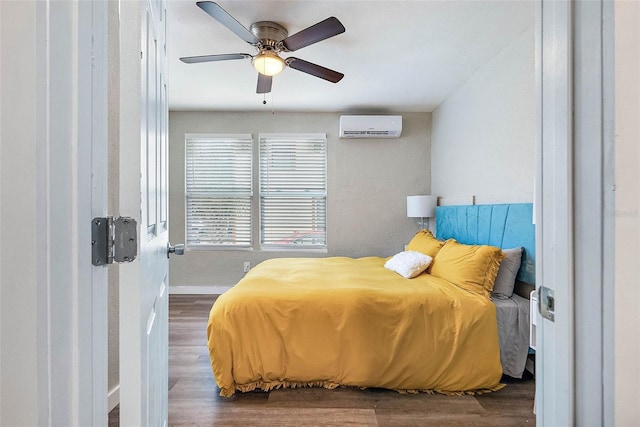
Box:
[259,133,327,249]
[185,134,252,248]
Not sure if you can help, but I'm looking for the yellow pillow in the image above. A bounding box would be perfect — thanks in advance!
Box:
[430,239,504,298]
[406,229,445,258]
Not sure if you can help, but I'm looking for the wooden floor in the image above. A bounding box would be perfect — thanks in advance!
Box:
[110,294,536,426]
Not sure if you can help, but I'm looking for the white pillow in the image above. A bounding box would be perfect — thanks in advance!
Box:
[384,251,433,279]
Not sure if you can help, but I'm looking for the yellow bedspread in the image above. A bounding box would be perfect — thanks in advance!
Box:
[207,257,503,397]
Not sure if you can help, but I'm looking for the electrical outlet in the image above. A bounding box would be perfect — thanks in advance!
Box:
[243,261,250,273]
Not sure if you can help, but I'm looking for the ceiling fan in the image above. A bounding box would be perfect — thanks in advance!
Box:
[180,1,346,94]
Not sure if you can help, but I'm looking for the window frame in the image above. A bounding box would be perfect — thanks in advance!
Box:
[184,133,253,250]
[258,133,328,251]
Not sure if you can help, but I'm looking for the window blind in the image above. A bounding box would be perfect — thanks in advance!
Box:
[259,133,327,248]
[185,134,252,248]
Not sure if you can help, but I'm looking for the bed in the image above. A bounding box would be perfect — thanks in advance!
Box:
[207,203,535,397]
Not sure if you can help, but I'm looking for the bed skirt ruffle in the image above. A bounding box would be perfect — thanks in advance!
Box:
[220,380,506,398]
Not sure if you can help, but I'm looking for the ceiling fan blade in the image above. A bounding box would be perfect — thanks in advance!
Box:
[196,1,260,45]
[256,73,272,94]
[281,17,345,52]
[286,58,344,83]
[179,53,251,64]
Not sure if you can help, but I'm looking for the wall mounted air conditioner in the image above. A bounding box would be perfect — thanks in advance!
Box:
[339,115,402,139]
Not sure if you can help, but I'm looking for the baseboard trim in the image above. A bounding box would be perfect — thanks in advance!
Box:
[108,385,120,412]
[169,285,232,295]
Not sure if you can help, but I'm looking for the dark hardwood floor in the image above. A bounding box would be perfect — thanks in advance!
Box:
[110,294,536,426]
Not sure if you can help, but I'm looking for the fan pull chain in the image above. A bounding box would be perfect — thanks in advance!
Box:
[260,93,275,114]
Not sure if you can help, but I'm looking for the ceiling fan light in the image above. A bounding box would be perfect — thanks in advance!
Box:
[252,51,285,76]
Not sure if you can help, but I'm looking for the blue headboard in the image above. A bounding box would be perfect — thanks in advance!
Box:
[435,203,535,284]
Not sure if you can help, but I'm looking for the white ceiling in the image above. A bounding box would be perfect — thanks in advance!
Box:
[168,0,534,113]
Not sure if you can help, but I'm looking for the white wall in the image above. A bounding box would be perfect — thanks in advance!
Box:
[614,1,640,423]
[431,24,535,205]
[1,1,103,424]
[0,2,39,424]
[168,112,431,288]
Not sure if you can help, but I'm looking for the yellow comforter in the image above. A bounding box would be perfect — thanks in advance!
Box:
[207,257,503,397]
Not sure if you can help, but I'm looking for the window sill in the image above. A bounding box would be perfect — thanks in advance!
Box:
[186,246,254,252]
[259,247,328,254]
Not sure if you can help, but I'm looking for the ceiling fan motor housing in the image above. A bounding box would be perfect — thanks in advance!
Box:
[250,21,288,49]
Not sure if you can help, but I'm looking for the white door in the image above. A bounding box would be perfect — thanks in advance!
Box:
[119,0,170,425]
[537,0,615,425]
[535,0,573,424]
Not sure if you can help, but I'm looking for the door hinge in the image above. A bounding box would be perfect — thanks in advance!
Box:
[92,217,137,266]
[538,286,555,322]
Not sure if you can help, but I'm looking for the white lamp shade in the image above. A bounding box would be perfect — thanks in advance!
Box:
[252,51,285,76]
[407,195,437,218]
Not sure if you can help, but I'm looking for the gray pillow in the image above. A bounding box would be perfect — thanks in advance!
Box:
[492,247,523,299]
